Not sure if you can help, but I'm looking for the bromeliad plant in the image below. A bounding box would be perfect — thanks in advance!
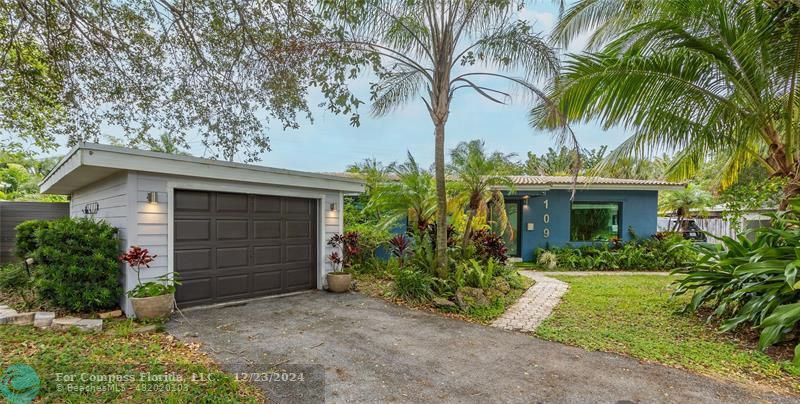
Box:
[673,199,800,361]
[388,234,411,268]
[120,246,177,298]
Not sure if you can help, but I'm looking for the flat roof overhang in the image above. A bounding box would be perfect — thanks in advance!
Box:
[40,143,366,195]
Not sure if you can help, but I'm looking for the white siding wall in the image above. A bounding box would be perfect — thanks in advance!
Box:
[322,191,342,279]
[69,172,131,311]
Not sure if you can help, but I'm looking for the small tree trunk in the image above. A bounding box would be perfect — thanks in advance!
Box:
[461,208,475,252]
[434,121,448,277]
[779,169,800,210]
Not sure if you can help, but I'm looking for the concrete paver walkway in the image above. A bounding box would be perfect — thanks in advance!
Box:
[491,271,569,332]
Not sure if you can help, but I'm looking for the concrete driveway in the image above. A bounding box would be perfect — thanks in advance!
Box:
[167,291,792,403]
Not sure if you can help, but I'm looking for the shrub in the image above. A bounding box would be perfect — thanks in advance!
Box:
[0,263,36,308]
[470,229,508,264]
[673,203,800,359]
[388,234,411,267]
[14,220,49,259]
[534,235,694,271]
[344,223,390,265]
[392,269,433,302]
[462,259,497,289]
[537,251,558,270]
[32,217,122,312]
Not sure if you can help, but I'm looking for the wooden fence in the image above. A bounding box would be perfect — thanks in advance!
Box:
[0,201,69,265]
[658,216,771,244]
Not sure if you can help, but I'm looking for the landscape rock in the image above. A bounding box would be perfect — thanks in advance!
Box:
[455,287,490,309]
[8,312,35,325]
[98,310,123,319]
[34,312,56,328]
[432,297,457,310]
[76,319,103,332]
[0,308,20,324]
[491,278,511,294]
[51,317,81,331]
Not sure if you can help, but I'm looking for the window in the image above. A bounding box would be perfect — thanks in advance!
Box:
[570,202,620,241]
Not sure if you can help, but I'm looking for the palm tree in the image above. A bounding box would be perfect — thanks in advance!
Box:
[537,0,800,206]
[448,140,515,249]
[369,152,437,234]
[659,184,712,232]
[322,0,562,274]
[347,157,389,196]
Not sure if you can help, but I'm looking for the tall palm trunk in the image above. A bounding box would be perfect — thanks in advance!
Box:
[461,208,475,251]
[434,121,448,277]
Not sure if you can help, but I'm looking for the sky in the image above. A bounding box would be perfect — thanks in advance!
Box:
[61,1,632,173]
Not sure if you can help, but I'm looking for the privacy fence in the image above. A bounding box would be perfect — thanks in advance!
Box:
[0,201,68,265]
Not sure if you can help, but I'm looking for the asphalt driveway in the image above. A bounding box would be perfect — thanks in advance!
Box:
[167,291,792,403]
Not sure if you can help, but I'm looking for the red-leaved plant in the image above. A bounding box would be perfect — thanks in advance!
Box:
[327,251,343,273]
[119,246,176,298]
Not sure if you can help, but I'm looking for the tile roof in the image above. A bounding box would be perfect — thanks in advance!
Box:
[505,175,684,187]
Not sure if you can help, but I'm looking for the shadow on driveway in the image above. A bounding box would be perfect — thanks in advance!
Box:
[167,291,792,403]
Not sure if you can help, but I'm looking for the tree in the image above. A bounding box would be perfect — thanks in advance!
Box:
[0,152,66,201]
[537,0,800,207]
[140,134,192,156]
[659,184,712,232]
[524,146,607,175]
[1,1,363,161]
[368,152,437,236]
[322,0,561,273]
[447,140,515,250]
[347,157,390,195]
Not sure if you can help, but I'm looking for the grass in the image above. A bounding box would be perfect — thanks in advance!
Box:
[0,319,264,402]
[535,275,800,394]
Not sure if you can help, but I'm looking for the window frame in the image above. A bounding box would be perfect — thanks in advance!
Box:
[569,201,623,242]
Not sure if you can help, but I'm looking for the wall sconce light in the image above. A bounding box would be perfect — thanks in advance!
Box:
[522,195,529,206]
[330,202,336,212]
[147,192,159,205]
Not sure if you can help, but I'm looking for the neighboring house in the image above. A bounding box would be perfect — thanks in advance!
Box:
[493,176,684,261]
[39,143,364,316]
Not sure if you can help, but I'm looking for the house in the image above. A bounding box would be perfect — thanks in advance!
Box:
[493,176,684,261]
[39,143,364,316]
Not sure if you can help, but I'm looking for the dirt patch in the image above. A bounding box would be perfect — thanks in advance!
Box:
[696,307,798,362]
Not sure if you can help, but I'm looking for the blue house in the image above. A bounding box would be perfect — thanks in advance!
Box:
[492,176,684,261]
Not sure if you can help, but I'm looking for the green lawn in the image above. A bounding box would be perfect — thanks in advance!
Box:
[0,320,263,402]
[535,275,800,394]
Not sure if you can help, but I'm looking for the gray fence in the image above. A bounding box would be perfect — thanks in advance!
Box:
[0,201,69,265]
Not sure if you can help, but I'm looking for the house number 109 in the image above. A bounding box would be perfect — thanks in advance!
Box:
[542,199,550,238]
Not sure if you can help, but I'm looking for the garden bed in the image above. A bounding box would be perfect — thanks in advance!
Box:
[535,275,800,395]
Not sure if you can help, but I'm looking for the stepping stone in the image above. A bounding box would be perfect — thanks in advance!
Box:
[34,312,56,328]
[51,317,81,331]
[76,319,103,332]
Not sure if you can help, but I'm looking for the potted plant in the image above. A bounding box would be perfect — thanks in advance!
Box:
[326,250,351,292]
[120,246,177,319]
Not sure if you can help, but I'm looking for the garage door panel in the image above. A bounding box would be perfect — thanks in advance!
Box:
[216,193,249,212]
[175,219,210,241]
[254,220,281,239]
[215,274,250,297]
[175,190,316,307]
[286,220,311,238]
[175,191,210,212]
[176,278,213,304]
[252,270,283,292]
[254,246,281,265]
[217,220,249,240]
[216,247,249,269]
[175,249,212,272]
[254,196,282,214]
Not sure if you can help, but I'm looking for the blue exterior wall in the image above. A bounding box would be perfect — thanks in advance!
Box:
[506,189,659,261]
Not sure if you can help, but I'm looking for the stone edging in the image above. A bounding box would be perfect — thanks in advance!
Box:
[0,304,103,332]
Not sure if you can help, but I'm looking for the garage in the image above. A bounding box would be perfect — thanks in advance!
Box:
[38,143,364,316]
[174,190,317,307]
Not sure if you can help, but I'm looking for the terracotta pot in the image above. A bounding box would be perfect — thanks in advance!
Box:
[130,293,174,320]
[326,272,352,293]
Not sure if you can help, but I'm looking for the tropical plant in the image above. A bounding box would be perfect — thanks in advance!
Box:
[538,0,800,206]
[525,146,608,176]
[388,234,412,267]
[327,232,364,269]
[369,152,437,232]
[0,263,36,308]
[321,0,563,275]
[347,157,390,196]
[470,229,509,265]
[119,245,176,298]
[536,234,694,271]
[447,140,516,250]
[392,269,434,303]
[537,251,558,270]
[462,258,497,289]
[672,202,800,360]
[659,184,713,231]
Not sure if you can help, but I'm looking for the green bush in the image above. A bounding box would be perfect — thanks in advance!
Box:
[673,203,800,360]
[0,263,36,308]
[392,269,434,302]
[14,220,49,259]
[32,217,122,312]
[534,235,695,271]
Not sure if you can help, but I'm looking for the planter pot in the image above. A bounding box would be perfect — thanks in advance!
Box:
[326,272,352,293]
[130,293,174,320]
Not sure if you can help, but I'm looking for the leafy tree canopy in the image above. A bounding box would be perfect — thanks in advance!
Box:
[0,0,366,161]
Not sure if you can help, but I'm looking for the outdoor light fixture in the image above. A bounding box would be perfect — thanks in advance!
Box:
[147,192,159,205]
[522,195,529,206]
[330,202,336,212]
